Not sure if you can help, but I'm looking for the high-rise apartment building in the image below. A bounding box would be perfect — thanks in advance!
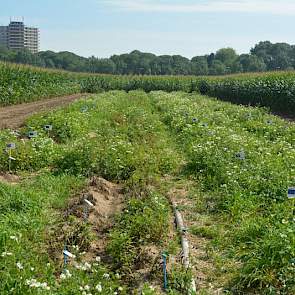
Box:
[0,20,39,53]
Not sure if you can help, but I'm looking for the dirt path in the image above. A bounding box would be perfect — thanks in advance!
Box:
[0,93,89,129]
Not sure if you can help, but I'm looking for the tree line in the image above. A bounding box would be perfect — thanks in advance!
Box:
[0,41,294,75]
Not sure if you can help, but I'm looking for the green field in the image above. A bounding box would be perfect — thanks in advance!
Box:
[1,62,295,116]
[0,90,294,294]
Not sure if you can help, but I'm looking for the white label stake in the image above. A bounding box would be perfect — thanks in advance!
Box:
[63,250,76,258]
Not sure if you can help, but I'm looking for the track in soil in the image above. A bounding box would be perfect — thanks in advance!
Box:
[0,93,89,129]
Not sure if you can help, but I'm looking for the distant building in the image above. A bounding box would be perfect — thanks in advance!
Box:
[0,20,39,53]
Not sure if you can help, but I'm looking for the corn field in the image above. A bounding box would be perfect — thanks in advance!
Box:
[1,62,295,115]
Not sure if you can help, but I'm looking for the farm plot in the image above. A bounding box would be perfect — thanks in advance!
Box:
[0,90,294,294]
[151,91,295,294]
[0,91,190,294]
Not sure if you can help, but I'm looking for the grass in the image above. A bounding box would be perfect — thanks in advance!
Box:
[0,90,294,294]
[0,91,188,294]
[151,91,295,294]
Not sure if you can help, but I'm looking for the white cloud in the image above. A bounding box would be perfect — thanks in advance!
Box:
[103,0,295,15]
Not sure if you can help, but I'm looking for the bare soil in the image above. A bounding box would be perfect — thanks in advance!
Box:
[68,177,125,261]
[0,93,89,129]
[84,177,125,260]
[47,177,124,268]
[0,173,20,185]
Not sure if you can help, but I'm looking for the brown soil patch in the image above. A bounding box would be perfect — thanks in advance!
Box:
[70,177,124,260]
[0,173,20,185]
[84,177,124,260]
[48,177,124,266]
[0,93,89,129]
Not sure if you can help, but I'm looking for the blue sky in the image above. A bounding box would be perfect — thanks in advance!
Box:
[1,0,294,58]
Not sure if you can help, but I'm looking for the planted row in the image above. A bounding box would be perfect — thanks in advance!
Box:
[0,91,183,294]
[151,91,295,293]
[0,62,81,106]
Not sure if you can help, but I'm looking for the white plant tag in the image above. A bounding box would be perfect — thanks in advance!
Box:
[63,250,76,258]
[84,199,94,207]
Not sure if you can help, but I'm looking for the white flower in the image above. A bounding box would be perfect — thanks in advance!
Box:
[118,287,123,291]
[16,262,23,270]
[25,279,50,290]
[26,279,36,286]
[30,267,35,271]
[60,269,72,279]
[103,273,110,280]
[1,251,12,257]
[95,256,101,262]
[76,261,92,270]
[40,282,49,289]
[115,273,120,279]
[84,285,90,291]
[95,283,102,292]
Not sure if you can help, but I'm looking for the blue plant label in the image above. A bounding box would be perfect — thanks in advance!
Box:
[236,151,246,160]
[28,131,38,138]
[6,143,16,149]
[44,125,53,131]
[287,187,295,199]
[81,106,88,113]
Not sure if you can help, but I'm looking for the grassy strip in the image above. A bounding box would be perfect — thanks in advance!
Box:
[0,91,190,294]
[151,91,295,294]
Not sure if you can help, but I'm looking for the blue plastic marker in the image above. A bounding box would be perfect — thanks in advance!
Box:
[288,187,295,199]
[162,252,168,291]
[288,187,295,216]
[63,244,68,270]
[28,131,38,139]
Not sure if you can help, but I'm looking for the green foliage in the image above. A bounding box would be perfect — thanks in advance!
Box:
[167,266,194,295]
[0,91,179,294]
[2,60,295,116]
[197,71,295,115]
[1,88,294,293]
[0,62,80,106]
[107,193,170,273]
[1,91,178,179]
[152,91,295,293]
[1,41,294,75]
